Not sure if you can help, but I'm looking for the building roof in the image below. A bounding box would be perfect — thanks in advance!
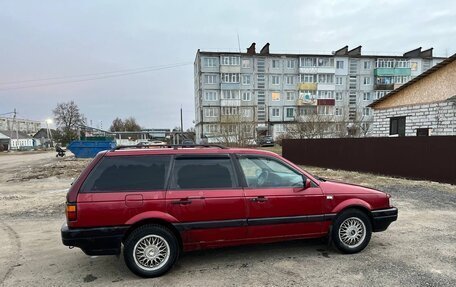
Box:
[197,44,446,59]
[0,130,33,139]
[369,52,456,108]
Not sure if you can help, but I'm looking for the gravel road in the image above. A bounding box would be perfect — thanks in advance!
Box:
[0,151,455,286]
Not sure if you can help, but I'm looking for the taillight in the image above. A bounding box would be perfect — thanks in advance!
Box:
[66,203,77,221]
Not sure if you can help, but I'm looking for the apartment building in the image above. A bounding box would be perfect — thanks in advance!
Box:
[0,116,42,135]
[194,43,445,142]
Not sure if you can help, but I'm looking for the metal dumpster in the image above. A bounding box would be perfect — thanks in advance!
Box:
[67,140,116,158]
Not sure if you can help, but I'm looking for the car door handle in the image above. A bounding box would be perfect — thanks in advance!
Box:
[171,196,205,205]
[250,196,268,202]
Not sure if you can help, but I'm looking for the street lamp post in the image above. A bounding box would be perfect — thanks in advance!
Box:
[46,119,53,147]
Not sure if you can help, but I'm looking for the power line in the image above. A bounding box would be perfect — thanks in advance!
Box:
[0,62,192,92]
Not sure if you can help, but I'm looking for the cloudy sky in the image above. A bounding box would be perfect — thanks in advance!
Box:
[1,0,455,130]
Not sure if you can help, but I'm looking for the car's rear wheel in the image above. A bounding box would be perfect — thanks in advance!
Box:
[123,225,178,278]
[332,209,372,254]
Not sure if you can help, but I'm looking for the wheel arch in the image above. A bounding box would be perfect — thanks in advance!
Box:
[331,199,374,224]
[123,218,183,253]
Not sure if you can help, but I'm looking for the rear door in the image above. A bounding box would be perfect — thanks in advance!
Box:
[238,155,326,239]
[166,154,247,244]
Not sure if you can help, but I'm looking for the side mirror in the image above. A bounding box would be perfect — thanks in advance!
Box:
[304,178,311,189]
[293,177,312,192]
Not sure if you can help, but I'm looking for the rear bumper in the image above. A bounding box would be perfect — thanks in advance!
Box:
[371,207,398,232]
[61,223,129,256]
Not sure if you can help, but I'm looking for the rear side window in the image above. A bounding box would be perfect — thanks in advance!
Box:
[171,156,236,189]
[81,155,171,192]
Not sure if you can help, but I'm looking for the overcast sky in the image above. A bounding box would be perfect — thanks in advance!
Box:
[1,0,455,130]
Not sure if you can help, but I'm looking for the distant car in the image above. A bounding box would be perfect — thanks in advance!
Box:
[182,139,195,145]
[61,145,397,278]
[258,136,274,147]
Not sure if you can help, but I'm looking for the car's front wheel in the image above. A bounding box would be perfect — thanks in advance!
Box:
[332,209,372,253]
[123,224,179,278]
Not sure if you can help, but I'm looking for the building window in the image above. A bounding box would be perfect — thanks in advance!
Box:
[204,74,217,84]
[335,92,343,101]
[221,73,240,83]
[272,108,280,117]
[363,77,371,85]
[286,59,296,69]
[271,75,280,85]
[416,128,429,136]
[286,91,296,101]
[285,75,294,85]
[317,58,334,67]
[300,57,317,67]
[204,91,218,101]
[204,107,218,117]
[272,59,280,68]
[221,56,240,66]
[286,108,294,118]
[317,106,334,115]
[242,91,251,101]
[242,59,250,68]
[300,74,316,83]
[390,116,406,136]
[222,90,240,99]
[317,90,334,99]
[363,61,371,69]
[241,108,252,118]
[242,75,251,85]
[335,76,343,85]
[204,124,219,133]
[221,107,239,115]
[335,107,343,116]
[204,58,217,67]
[271,92,281,101]
[318,74,334,84]
[336,61,344,69]
[363,92,371,101]
[362,107,371,116]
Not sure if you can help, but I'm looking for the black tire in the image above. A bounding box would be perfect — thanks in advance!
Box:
[123,224,179,278]
[332,209,372,254]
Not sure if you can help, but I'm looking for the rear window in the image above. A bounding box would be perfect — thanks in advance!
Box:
[81,155,171,192]
[171,156,236,189]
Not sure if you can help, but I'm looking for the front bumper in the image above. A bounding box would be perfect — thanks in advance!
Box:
[371,207,398,232]
[61,223,129,256]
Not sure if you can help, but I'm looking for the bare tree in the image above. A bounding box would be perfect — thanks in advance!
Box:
[109,117,141,132]
[53,101,85,145]
[109,117,124,132]
[213,114,256,147]
[285,107,335,139]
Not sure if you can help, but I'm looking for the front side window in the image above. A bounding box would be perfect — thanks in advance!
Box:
[239,156,304,188]
[171,157,236,189]
[82,155,171,192]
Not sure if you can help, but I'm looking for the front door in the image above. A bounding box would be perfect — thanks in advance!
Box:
[166,154,247,245]
[238,155,325,239]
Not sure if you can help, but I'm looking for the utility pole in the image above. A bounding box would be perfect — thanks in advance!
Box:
[14,108,19,150]
[180,107,184,144]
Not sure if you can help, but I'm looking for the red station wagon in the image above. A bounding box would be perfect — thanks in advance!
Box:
[61,144,398,277]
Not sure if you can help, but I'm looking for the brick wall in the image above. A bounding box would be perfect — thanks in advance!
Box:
[371,99,456,136]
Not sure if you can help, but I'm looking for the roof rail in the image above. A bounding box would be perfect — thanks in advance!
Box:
[112,144,228,151]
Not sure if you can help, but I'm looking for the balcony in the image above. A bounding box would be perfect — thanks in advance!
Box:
[220,65,241,73]
[297,82,318,91]
[296,98,317,106]
[220,83,240,90]
[221,99,241,106]
[374,68,411,76]
[299,67,336,74]
[374,83,394,90]
[317,99,335,106]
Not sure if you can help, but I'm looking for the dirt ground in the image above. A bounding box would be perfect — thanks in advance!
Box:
[0,151,455,286]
